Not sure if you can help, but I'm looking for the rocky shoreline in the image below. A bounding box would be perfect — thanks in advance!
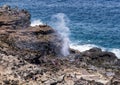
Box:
[0,5,120,85]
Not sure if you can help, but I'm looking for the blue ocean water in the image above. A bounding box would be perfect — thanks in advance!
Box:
[0,0,120,57]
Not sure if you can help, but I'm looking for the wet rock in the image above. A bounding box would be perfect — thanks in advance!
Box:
[113,59,120,67]
[89,47,102,53]
[81,48,118,67]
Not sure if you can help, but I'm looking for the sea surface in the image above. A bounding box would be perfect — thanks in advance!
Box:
[0,0,120,58]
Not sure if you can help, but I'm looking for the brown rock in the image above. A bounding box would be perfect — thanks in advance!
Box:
[0,5,120,85]
[0,5,30,29]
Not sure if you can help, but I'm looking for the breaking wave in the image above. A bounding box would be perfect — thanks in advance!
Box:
[70,44,102,52]
[110,49,120,59]
[70,43,120,59]
[30,16,120,59]
[31,19,43,26]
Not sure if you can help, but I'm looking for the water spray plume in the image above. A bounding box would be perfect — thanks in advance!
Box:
[51,13,70,56]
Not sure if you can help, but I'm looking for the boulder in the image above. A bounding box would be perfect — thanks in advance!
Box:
[81,48,118,67]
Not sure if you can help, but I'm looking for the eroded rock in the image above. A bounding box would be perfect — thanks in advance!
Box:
[0,5,30,29]
[0,5,120,85]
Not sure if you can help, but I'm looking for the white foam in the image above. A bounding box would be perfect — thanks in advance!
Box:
[70,43,120,59]
[70,44,99,52]
[110,49,120,59]
[31,20,43,26]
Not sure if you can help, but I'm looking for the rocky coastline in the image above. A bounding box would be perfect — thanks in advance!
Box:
[0,5,120,85]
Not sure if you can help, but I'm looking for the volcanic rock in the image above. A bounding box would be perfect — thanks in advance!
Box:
[0,5,120,85]
[0,5,30,29]
[0,25,63,63]
[0,5,63,63]
[81,48,118,67]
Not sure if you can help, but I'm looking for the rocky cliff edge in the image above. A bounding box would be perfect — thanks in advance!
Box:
[0,5,120,85]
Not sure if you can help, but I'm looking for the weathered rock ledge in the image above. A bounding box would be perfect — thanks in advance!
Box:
[0,5,120,85]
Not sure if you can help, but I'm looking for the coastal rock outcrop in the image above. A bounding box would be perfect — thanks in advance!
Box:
[0,5,63,64]
[0,5,30,29]
[0,25,62,63]
[81,47,118,66]
[0,5,120,85]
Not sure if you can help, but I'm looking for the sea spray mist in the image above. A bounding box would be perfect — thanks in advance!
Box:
[51,13,70,56]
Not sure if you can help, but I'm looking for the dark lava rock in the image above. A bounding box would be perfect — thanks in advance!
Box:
[88,47,102,53]
[81,48,118,67]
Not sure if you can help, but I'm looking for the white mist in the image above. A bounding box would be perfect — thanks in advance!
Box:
[51,13,70,56]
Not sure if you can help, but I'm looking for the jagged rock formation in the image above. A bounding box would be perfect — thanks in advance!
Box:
[0,25,63,64]
[0,5,30,29]
[81,47,118,67]
[0,5,120,85]
[0,5,63,64]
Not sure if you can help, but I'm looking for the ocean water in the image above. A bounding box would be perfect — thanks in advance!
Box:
[0,0,120,58]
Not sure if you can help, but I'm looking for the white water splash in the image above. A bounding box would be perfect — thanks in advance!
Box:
[70,43,107,52]
[70,44,99,52]
[51,13,70,56]
[110,49,120,59]
[70,43,120,59]
[31,20,43,26]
